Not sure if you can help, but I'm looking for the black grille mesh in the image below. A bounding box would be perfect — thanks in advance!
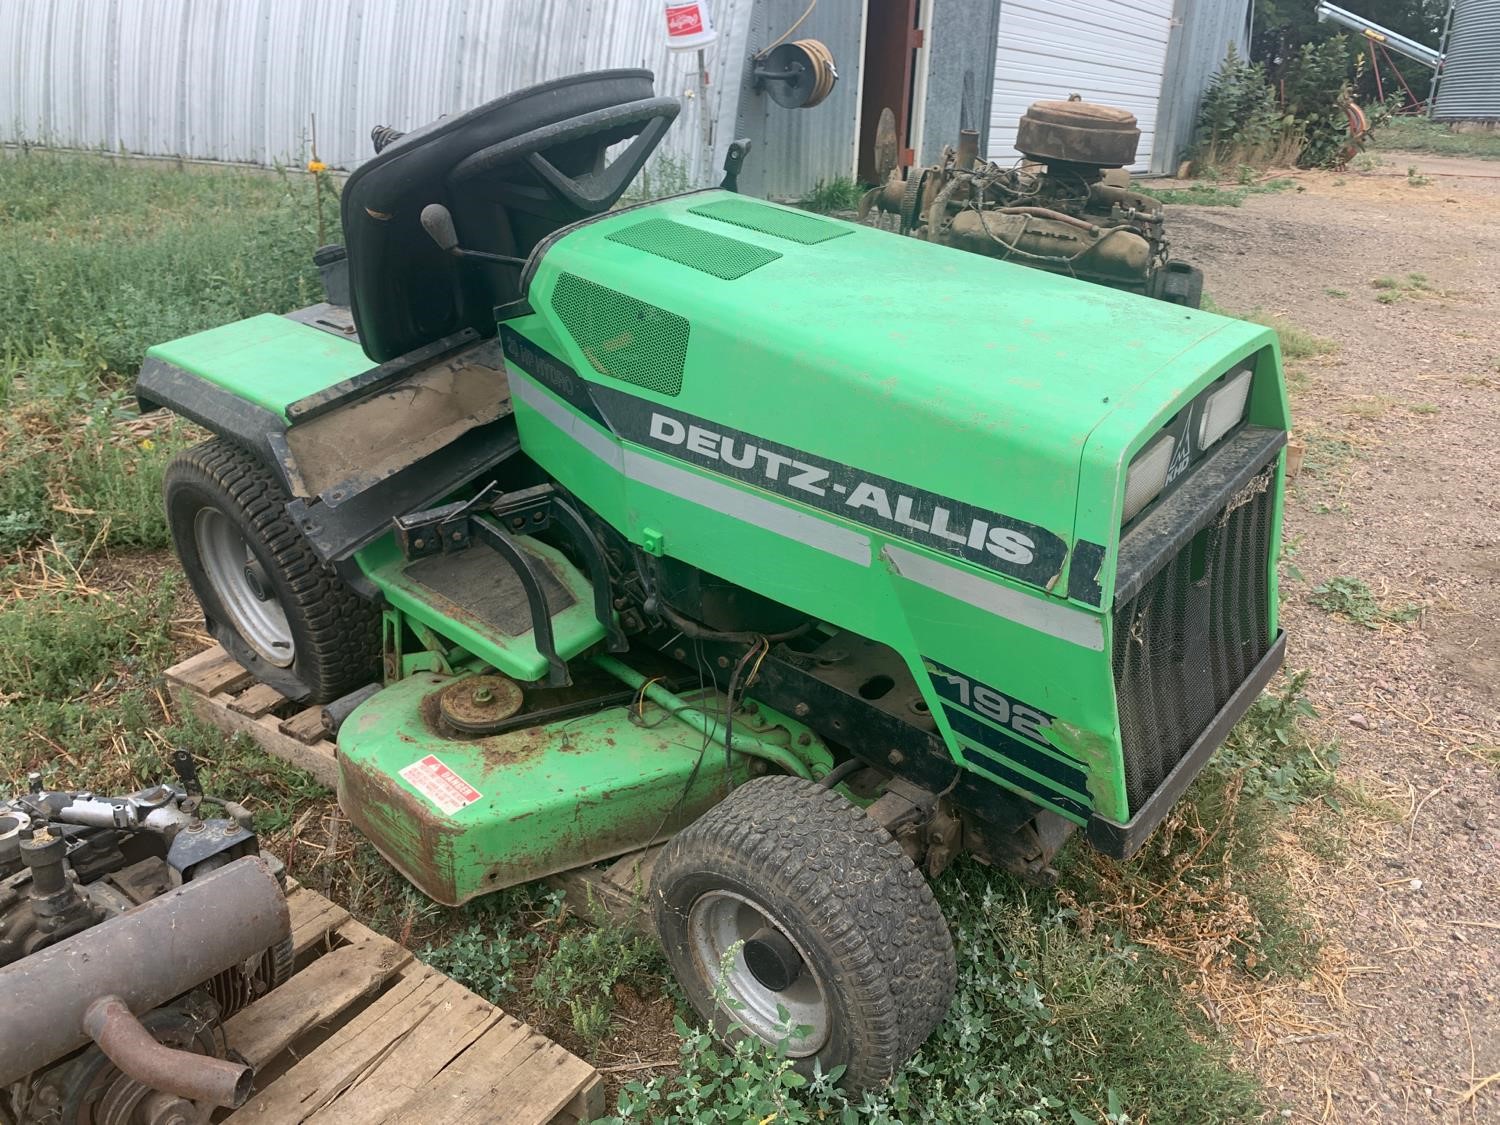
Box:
[606,218,781,279]
[1112,465,1275,813]
[552,272,689,396]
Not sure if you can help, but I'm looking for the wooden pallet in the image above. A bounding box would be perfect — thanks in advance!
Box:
[220,879,603,1124]
[166,646,341,788]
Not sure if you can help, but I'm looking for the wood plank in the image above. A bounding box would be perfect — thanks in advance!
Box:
[280,706,331,745]
[164,644,232,687]
[168,645,256,696]
[602,845,660,895]
[488,1049,601,1125]
[231,681,287,718]
[547,850,654,936]
[378,1021,545,1123]
[227,968,476,1121]
[167,685,340,788]
[447,1037,597,1125]
[224,933,411,1069]
[303,977,504,1124]
[552,1074,607,1125]
[288,892,352,959]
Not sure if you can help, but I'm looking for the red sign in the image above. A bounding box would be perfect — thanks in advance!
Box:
[666,4,705,38]
[399,754,482,815]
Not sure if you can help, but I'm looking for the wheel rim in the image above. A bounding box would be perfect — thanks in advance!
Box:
[687,890,832,1056]
[193,508,295,667]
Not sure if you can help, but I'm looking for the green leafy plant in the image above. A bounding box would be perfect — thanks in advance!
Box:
[1310,576,1420,628]
[529,922,665,1045]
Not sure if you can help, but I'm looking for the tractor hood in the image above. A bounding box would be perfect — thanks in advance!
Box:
[517,190,1274,601]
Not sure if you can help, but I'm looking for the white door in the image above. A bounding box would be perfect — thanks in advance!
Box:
[988,0,1176,172]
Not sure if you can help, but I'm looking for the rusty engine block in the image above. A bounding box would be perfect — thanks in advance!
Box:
[861,98,1203,307]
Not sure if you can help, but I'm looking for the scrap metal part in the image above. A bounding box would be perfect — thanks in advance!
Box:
[864,97,1201,305]
[0,856,290,1089]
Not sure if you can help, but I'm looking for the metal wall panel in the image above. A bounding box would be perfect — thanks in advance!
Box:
[1152,0,1252,173]
[988,0,1177,172]
[921,0,1003,163]
[1434,0,1500,121]
[0,0,753,185]
[733,0,866,200]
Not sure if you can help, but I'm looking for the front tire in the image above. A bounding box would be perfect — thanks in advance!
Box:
[650,775,955,1090]
[164,438,380,703]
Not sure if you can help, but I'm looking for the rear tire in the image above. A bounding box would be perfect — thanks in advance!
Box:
[650,775,955,1090]
[164,438,380,703]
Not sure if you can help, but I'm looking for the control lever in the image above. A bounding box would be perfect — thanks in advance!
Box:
[721,138,752,193]
[419,204,527,266]
[170,749,203,814]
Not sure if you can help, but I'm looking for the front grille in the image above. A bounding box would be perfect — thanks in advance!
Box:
[1112,464,1275,813]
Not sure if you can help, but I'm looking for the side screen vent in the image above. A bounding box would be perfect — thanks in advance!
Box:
[606,219,780,280]
[551,273,689,397]
[689,199,854,245]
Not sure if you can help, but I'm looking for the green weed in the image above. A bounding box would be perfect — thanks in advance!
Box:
[1152,178,1295,208]
[1405,165,1431,187]
[1408,402,1439,415]
[1201,298,1337,362]
[1310,576,1420,628]
[1324,288,1348,298]
[419,887,554,1002]
[530,923,667,1045]
[797,176,866,213]
[622,154,693,203]
[1263,314,1337,360]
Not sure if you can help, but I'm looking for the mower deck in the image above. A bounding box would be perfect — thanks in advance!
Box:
[335,670,748,906]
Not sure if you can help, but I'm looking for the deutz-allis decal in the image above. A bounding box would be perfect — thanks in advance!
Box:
[588,386,1068,587]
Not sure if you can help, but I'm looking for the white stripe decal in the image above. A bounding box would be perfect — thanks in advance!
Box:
[512,372,621,469]
[514,370,1102,648]
[513,372,871,566]
[882,546,1105,651]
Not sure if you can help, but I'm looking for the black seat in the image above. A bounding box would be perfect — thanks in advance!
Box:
[341,69,680,363]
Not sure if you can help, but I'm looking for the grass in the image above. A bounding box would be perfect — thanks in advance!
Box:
[1371,273,1436,305]
[1,151,1352,1122]
[1152,177,1296,208]
[796,176,867,213]
[1369,117,1500,161]
[1203,297,1338,364]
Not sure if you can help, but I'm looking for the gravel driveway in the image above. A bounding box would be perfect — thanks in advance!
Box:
[1166,151,1499,1124]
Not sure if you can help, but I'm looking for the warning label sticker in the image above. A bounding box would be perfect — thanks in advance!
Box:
[399,754,482,815]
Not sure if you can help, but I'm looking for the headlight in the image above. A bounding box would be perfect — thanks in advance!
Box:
[1196,368,1252,451]
[1122,434,1175,523]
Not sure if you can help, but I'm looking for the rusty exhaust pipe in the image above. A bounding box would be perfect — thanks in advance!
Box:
[956,128,979,169]
[82,996,253,1108]
[0,856,289,1089]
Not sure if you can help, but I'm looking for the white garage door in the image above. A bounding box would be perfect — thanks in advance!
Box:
[989,0,1176,172]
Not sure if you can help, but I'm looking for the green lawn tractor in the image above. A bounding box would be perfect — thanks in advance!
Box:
[138,70,1289,1088]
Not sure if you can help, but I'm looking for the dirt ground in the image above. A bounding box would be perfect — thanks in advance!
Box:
[1162,152,1500,1122]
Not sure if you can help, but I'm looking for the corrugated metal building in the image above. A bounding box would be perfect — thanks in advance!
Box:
[1,0,1248,192]
[1432,0,1500,121]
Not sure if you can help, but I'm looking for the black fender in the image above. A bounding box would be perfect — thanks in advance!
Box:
[135,356,286,468]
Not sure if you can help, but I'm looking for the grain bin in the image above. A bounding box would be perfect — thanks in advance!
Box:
[1433,0,1500,121]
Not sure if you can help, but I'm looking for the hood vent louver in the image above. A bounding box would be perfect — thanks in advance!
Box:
[606,218,780,280]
